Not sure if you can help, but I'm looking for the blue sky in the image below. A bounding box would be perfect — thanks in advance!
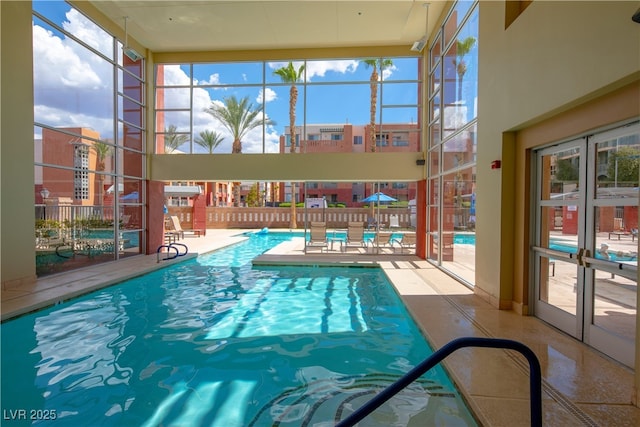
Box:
[33,1,421,154]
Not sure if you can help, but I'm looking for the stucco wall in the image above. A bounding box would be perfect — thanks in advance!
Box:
[475,1,640,308]
[1,1,37,288]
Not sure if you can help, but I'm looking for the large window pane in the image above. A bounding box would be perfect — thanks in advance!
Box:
[34,3,146,276]
[121,122,143,152]
[443,124,477,169]
[195,62,264,85]
[157,64,191,86]
[427,1,478,285]
[34,2,114,58]
[306,83,370,125]
[594,134,640,197]
[156,87,192,109]
[34,19,115,134]
[382,82,419,106]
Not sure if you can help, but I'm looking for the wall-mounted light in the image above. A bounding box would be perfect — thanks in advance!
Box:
[410,3,430,52]
[123,16,143,62]
[411,37,427,52]
[633,8,640,23]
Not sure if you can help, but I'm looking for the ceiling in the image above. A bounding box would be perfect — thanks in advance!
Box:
[88,0,444,53]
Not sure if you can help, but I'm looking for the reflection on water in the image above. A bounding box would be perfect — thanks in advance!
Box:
[3,234,477,426]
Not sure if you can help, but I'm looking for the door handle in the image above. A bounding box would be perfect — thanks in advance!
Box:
[576,248,591,267]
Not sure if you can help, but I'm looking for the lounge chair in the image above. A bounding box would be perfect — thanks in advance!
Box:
[366,216,379,231]
[391,233,417,253]
[305,221,328,252]
[343,221,365,252]
[169,215,202,238]
[365,232,393,252]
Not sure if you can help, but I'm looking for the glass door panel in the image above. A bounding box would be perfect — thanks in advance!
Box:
[534,123,638,368]
[582,127,639,367]
[533,139,586,338]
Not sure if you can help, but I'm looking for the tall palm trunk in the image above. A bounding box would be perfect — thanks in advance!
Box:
[232,138,242,206]
[369,66,379,218]
[369,68,378,153]
[273,62,304,228]
[289,85,298,228]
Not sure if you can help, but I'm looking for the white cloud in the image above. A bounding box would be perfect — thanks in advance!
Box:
[33,25,104,89]
[33,13,113,137]
[268,60,359,81]
[257,88,277,104]
[194,72,222,86]
[382,64,397,80]
[62,9,113,56]
[162,64,193,86]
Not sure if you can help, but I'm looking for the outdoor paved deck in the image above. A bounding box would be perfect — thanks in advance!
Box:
[2,229,638,426]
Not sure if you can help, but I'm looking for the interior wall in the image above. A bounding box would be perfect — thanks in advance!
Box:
[475,0,640,308]
[1,1,37,288]
[150,152,425,182]
[514,81,640,305]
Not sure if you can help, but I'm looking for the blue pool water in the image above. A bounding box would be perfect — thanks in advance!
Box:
[3,233,477,426]
[452,233,636,262]
[453,233,476,245]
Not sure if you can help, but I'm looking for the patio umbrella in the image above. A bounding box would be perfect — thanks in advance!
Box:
[120,191,139,201]
[362,192,397,236]
[361,192,397,203]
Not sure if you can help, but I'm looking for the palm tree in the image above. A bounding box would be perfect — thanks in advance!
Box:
[204,95,274,206]
[195,130,225,153]
[362,58,393,153]
[91,141,112,207]
[363,58,393,219]
[164,124,189,153]
[452,36,477,101]
[274,61,305,229]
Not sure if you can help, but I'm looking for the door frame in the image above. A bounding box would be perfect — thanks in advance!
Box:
[531,123,638,368]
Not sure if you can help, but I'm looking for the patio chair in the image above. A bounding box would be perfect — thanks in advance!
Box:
[366,216,376,230]
[165,215,184,240]
[388,214,400,229]
[343,221,365,252]
[391,233,417,253]
[365,232,394,252]
[168,215,202,238]
[305,221,328,252]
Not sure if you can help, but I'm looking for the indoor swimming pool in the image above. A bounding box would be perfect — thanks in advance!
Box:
[2,233,477,426]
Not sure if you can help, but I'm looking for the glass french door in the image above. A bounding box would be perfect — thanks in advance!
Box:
[532,123,639,368]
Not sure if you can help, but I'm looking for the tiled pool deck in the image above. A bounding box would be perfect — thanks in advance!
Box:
[2,229,638,426]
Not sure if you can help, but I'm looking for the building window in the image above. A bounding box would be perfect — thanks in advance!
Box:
[73,145,89,200]
[376,133,389,146]
[353,135,363,145]
[392,134,410,146]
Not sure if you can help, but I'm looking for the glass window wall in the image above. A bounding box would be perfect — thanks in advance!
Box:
[33,1,145,276]
[427,1,478,285]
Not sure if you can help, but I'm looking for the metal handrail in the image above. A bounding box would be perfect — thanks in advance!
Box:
[335,337,542,427]
[170,242,188,257]
[156,244,178,262]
